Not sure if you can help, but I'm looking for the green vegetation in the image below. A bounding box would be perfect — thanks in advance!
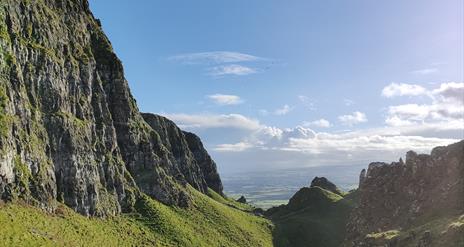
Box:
[53,111,89,129]
[372,213,464,247]
[0,85,10,138]
[268,187,359,247]
[207,188,254,212]
[0,186,273,247]
[366,230,400,240]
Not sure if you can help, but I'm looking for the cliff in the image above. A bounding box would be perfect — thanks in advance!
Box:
[0,0,222,216]
[141,113,223,196]
[346,140,464,246]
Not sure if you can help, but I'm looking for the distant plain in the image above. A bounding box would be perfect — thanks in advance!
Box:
[222,164,366,208]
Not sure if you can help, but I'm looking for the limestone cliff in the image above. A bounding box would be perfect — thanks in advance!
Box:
[0,0,222,216]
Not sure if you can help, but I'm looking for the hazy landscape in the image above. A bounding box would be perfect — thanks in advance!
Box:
[223,164,365,208]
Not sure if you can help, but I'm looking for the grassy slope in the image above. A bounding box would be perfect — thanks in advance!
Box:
[269,187,358,247]
[0,187,273,247]
[363,212,464,247]
[206,188,255,212]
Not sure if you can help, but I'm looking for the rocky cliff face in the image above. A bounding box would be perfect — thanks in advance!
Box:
[346,140,464,245]
[141,113,223,195]
[0,0,222,216]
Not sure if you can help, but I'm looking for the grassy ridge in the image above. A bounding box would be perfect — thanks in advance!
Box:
[268,187,359,247]
[0,187,273,247]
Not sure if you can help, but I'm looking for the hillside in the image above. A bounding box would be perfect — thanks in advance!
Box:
[0,186,273,247]
[266,177,359,247]
[0,1,462,247]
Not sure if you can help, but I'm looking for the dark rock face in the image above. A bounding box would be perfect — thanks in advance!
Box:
[0,0,223,216]
[183,131,223,195]
[346,141,464,245]
[310,176,343,196]
[141,113,223,195]
[236,196,247,204]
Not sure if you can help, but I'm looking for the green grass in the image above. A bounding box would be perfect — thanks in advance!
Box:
[0,186,273,247]
[385,213,464,247]
[207,188,255,212]
[268,187,359,247]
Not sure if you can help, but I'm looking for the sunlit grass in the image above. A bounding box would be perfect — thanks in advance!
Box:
[0,186,274,247]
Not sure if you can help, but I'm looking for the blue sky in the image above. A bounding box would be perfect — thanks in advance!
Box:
[89,1,463,173]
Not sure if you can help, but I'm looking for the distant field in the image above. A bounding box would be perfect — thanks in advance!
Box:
[222,164,365,209]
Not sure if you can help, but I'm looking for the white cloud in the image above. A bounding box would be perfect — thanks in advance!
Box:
[158,82,463,172]
[384,116,414,127]
[411,68,439,75]
[303,119,332,128]
[285,134,457,155]
[208,64,256,76]
[214,142,253,152]
[382,83,427,97]
[212,121,462,168]
[338,111,367,126]
[384,82,464,126]
[274,105,292,115]
[161,113,261,130]
[207,94,243,105]
[432,82,464,104]
[169,51,262,64]
[387,104,430,121]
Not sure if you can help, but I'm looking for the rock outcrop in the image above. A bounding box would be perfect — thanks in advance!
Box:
[183,130,223,195]
[310,176,343,196]
[0,0,222,216]
[141,113,223,195]
[346,140,464,246]
[236,195,247,204]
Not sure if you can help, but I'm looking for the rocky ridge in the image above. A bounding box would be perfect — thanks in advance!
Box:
[0,0,222,216]
[310,176,343,196]
[346,140,464,246]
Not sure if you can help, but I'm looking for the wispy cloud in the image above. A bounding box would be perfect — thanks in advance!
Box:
[338,111,368,126]
[343,99,355,106]
[382,82,427,98]
[160,113,261,130]
[274,105,292,115]
[168,51,263,64]
[298,95,317,110]
[411,68,439,75]
[207,94,244,105]
[208,64,257,76]
[214,142,253,152]
[303,119,332,128]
